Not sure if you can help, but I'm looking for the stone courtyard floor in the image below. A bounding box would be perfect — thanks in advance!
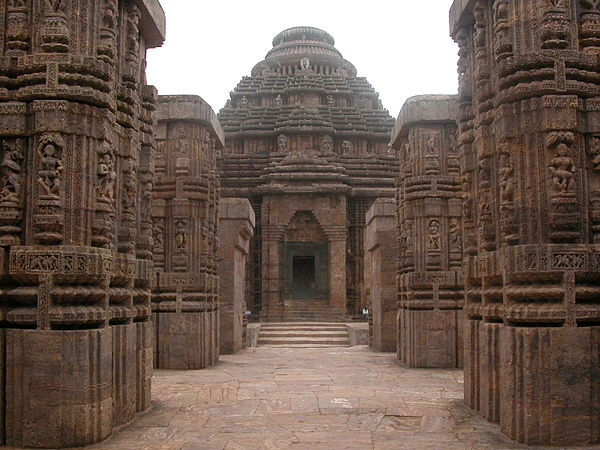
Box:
[88,346,596,450]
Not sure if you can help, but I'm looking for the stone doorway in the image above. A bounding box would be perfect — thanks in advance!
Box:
[292,255,316,298]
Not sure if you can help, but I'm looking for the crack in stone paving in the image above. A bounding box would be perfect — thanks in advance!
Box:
[85,346,596,450]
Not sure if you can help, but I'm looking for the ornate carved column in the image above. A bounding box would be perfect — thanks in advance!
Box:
[451,0,600,444]
[392,95,463,369]
[152,96,223,369]
[0,1,165,447]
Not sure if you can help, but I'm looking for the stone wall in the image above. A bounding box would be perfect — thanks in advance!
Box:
[392,95,464,369]
[451,0,600,445]
[218,198,255,354]
[0,0,165,447]
[365,199,397,352]
[153,95,224,369]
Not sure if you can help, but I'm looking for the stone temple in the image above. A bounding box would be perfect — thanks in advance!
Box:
[218,26,397,322]
[2,1,600,449]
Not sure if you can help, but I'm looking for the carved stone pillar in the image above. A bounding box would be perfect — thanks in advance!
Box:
[0,1,165,447]
[365,198,397,352]
[217,198,255,354]
[152,96,223,369]
[392,95,464,368]
[451,0,600,445]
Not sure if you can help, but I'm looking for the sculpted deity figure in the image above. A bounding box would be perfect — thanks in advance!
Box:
[450,218,462,252]
[175,220,187,250]
[153,219,164,251]
[499,153,515,203]
[239,96,249,108]
[342,140,352,154]
[125,4,140,59]
[37,135,63,197]
[0,143,23,204]
[300,57,310,70]
[97,143,116,204]
[462,172,474,220]
[277,134,288,152]
[326,95,335,106]
[322,136,333,154]
[427,219,441,251]
[123,159,138,212]
[275,95,283,107]
[548,143,576,193]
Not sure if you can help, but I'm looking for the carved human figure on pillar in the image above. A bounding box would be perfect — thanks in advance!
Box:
[462,172,474,220]
[125,4,140,64]
[97,143,116,206]
[37,134,63,198]
[122,159,138,214]
[548,142,576,193]
[499,153,515,203]
[175,219,187,250]
[427,219,441,251]
[277,134,288,152]
[342,140,352,155]
[275,95,283,107]
[322,135,333,154]
[0,143,23,205]
[449,218,462,252]
[239,96,249,108]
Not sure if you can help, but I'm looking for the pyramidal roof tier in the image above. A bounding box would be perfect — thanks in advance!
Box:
[252,26,357,77]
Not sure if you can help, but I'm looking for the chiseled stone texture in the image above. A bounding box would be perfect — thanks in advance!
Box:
[451,0,600,445]
[84,346,590,450]
[0,0,164,447]
[218,27,398,321]
[152,95,224,369]
[365,199,397,352]
[218,198,255,354]
[392,95,463,369]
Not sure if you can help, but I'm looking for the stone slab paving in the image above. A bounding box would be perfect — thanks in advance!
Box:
[85,346,600,450]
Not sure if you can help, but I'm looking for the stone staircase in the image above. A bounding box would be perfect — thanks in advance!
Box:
[266,299,346,322]
[257,322,350,347]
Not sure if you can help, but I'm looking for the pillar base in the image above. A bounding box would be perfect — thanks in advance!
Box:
[398,308,463,368]
[5,328,113,449]
[153,312,219,370]
[500,326,600,446]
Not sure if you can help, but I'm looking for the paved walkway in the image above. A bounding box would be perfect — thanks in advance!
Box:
[91,346,541,450]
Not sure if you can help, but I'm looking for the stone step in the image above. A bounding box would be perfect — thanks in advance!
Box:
[262,322,346,327]
[260,327,347,333]
[257,337,350,345]
[259,331,349,338]
[259,344,349,348]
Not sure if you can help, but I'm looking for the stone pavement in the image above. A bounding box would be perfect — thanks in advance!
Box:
[86,346,598,450]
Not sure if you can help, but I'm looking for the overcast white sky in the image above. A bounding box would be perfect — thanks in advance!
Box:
[146,1,458,119]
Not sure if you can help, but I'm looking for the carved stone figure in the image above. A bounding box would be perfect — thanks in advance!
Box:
[0,143,23,205]
[499,153,514,203]
[427,219,441,251]
[277,134,288,152]
[322,135,333,153]
[341,140,352,154]
[548,142,576,193]
[37,134,63,197]
[275,94,283,107]
[96,143,116,205]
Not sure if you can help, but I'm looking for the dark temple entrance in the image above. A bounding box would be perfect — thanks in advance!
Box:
[282,242,329,300]
[292,256,316,298]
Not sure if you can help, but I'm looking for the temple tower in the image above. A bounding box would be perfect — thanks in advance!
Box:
[0,0,165,447]
[451,0,600,445]
[218,26,397,321]
[152,95,223,369]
